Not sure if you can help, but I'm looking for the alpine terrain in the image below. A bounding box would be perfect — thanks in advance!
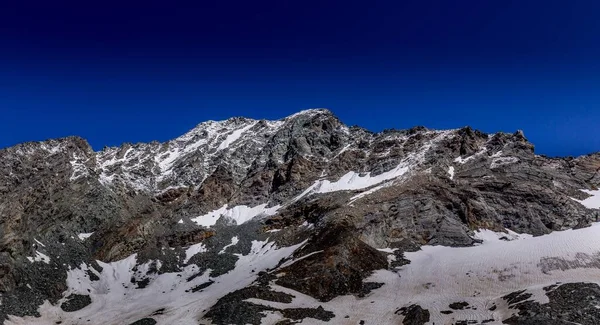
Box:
[1,108,599,325]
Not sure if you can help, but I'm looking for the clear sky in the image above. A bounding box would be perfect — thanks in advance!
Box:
[1,0,599,157]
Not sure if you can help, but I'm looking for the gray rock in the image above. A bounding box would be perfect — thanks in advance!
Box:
[60,294,91,312]
[503,282,600,324]
[0,109,598,322]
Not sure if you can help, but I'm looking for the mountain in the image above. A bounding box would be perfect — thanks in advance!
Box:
[1,108,599,325]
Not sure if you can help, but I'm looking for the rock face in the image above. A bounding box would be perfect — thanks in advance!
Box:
[398,305,431,325]
[0,108,599,324]
[274,221,389,302]
[503,283,600,325]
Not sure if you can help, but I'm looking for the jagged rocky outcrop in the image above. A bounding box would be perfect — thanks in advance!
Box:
[274,220,389,302]
[502,282,600,324]
[0,109,599,324]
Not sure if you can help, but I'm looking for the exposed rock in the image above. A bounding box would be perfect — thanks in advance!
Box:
[275,221,388,301]
[502,290,533,305]
[397,304,431,325]
[279,306,335,322]
[0,109,599,323]
[205,285,335,324]
[60,294,92,312]
[128,318,157,325]
[449,301,470,310]
[503,283,600,324]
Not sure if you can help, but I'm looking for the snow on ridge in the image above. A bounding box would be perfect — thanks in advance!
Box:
[69,152,91,181]
[40,142,63,154]
[313,164,410,195]
[301,130,453,202]
[176,118,241,142]
[454,147,488,164]
[490,150,503,158]
[283,108,330,120]
[90,113,464,195]
[217,121,258,150]
[191,203,281,227]
[97,146,157,190]
[95,120,273,193]
[154,119,281,185]
[157,121,223,173]
[157,119,258,175]
[349,181,393,203]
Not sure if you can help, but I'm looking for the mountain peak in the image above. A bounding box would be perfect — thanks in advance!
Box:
[1,108,600,324]
[175,109,335,144]
[283,108,333,120]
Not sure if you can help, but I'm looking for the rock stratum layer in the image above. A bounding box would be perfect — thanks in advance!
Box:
[0,109,599,324]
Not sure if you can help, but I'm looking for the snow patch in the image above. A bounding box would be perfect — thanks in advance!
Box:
[41,143,63,154]
[491,156,519,169]
[191,203,280,227]
[217,122,257,150]
[78,233,94,240]
[448,166,455,179]
[33,238,46,247]
[69,152,90,181]
[331,144,352,160]
[309,164,409,196]
[275,249,323,270]
[302,130,453,201]
[26,251,50,264]
[473,228,532,244]
[454,147,487,164]
[219,236,239,254]
[283,108,329,120]
[349,181,393,203]
[184,243,207,263]
[301,221,314,229]
[377,248,399,254]
[575,189,600,209]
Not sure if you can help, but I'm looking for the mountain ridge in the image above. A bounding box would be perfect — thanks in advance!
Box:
[0,109,599,324]
[7,108,599,160]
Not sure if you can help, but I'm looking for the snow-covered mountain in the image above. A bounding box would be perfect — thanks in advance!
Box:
[0,109,599,324]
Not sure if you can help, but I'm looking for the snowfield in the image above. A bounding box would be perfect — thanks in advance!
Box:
[190,203,281,227]
[252,223,600,325]
[7,222,600,325]
[5,240,305,325]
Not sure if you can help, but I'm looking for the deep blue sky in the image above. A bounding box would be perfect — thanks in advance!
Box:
[1,0,599,157]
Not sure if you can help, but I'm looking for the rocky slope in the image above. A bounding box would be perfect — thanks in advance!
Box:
[0,109,599,324]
